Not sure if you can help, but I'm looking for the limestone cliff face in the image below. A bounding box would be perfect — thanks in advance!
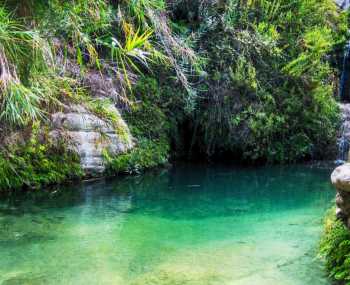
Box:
[50,104,133,176]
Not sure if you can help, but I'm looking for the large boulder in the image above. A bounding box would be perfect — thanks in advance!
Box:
[331,163,350,192]
[50,104,133,176]
[331,163,350,228]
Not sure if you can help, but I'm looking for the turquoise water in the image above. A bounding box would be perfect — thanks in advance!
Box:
[0,164,334,285]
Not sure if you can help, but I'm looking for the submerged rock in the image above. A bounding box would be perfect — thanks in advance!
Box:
[50,104,133,176]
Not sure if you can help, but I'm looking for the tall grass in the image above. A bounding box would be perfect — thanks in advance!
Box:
[0,7,52,127]
[0,82,43,125]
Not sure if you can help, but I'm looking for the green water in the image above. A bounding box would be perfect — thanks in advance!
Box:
[0,164,334,285]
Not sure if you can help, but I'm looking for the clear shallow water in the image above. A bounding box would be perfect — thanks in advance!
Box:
[0,164,334,285]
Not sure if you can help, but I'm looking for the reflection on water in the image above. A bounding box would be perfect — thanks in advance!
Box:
[0,164,334,285]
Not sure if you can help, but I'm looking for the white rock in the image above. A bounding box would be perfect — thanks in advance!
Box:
[50,104,133,176]
[331,163,350,192]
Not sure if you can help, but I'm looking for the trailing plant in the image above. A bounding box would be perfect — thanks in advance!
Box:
[186,0,345,162]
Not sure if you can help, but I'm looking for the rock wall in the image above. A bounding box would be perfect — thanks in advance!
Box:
[50,104,133,176]
[47,62,135,176]
[336,104,350,163]
[331,163,350,228]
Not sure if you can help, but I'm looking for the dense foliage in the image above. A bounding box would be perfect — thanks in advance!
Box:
[0,123,82,191]
[187,0,347,161]
[320,211,350,284]
[0,0,348,190]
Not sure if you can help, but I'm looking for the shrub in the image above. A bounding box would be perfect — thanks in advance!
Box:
[189,0,344,162]
[320,210,350,284]
[104,138,169,175]
[103,76,175,174]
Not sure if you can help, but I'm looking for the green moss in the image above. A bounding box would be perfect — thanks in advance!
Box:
[104,138,169,175]
[84,98,131,144]
[126,77,172,141]
[94,69,195,174]
[0,123,83,192]
[320,209,350,285]
[102,76,175,175]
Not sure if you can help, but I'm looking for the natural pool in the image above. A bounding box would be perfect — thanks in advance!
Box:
[0,164,334,285]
